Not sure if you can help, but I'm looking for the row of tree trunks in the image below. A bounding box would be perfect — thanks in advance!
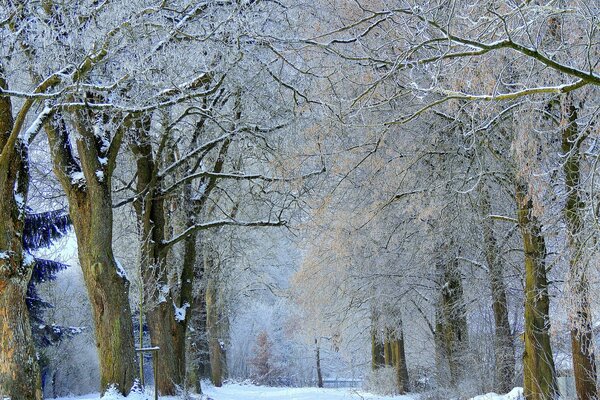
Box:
[370,312,409,394]
[561,96,597,400]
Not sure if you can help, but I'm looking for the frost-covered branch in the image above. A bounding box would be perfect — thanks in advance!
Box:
[163,218,287,249]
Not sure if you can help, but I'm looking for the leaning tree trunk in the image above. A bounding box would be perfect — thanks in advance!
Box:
[515,180,558,400]
[561,97,597,400]
[479,185,515,393]
[0,73,42,400]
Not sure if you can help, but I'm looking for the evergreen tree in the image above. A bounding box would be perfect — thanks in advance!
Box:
[23,209,82,387]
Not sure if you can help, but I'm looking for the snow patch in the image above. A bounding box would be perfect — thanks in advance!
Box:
[158,284,170,304]
[115,259,127,280]
[173,302,190,322]
[23,251,35,266]
[22,106,53,143]
[71,171,86,186]
[15,193,25,207]
[470,387,523,400]
[96,170,105,182]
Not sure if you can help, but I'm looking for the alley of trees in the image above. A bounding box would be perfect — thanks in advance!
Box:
[0,1,599,400]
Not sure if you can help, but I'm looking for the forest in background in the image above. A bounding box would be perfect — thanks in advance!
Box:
[0,1,599,400]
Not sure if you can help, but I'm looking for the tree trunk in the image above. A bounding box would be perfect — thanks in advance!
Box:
[436,250,469,387]
[435,248,468,388]
[205,251,223,387]
[130,126,183,395]
[516,180,558,400]
[69,187,138,395]
[561,97,597,400]
[315,338,323,388]
[0,74,42,400]
[45,114,137,395]
[383,333,392,367]
[479,185,515,393]
[370,311,384,370]
[393,323,410,394]
[187,241,209,393]
[0,276,42,400]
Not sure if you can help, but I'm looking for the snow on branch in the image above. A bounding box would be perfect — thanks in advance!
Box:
[161,166,326,196]
[163,218,287,249]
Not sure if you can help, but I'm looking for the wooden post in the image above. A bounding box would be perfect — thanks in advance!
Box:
[136,346,160,400]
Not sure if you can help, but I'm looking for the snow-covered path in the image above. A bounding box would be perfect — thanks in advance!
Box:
[203,383,416,400]
[51,384,523,400]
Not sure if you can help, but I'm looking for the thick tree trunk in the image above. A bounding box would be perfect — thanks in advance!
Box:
[479,185,515,393]
[516,180,558,400]
[146,301,181,394]
[45,109,138,396]
[130,130,185,396]
[0,277,42,400]
[561,97,597,400]
[0,80,42,399]
[69,188,137,395]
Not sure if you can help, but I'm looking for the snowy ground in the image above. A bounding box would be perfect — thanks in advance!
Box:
[51,383,524,400]
[203,383,416,400]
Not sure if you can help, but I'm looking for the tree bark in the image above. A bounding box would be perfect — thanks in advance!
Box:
[0,71,42,400]
[205,250,224,387]
[45,115,137,395]
[516,180,558,400]
[315,338,323,388]
[393,322,410,394]
[561,96,597,400]
[69,186,138,395]
[370,311,384,370]
[130,122,183,395]
[479,185,515,393]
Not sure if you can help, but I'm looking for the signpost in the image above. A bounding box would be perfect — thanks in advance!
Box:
[136,346,160,400]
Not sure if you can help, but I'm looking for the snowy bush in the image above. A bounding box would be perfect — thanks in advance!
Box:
[363,367,398,396]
